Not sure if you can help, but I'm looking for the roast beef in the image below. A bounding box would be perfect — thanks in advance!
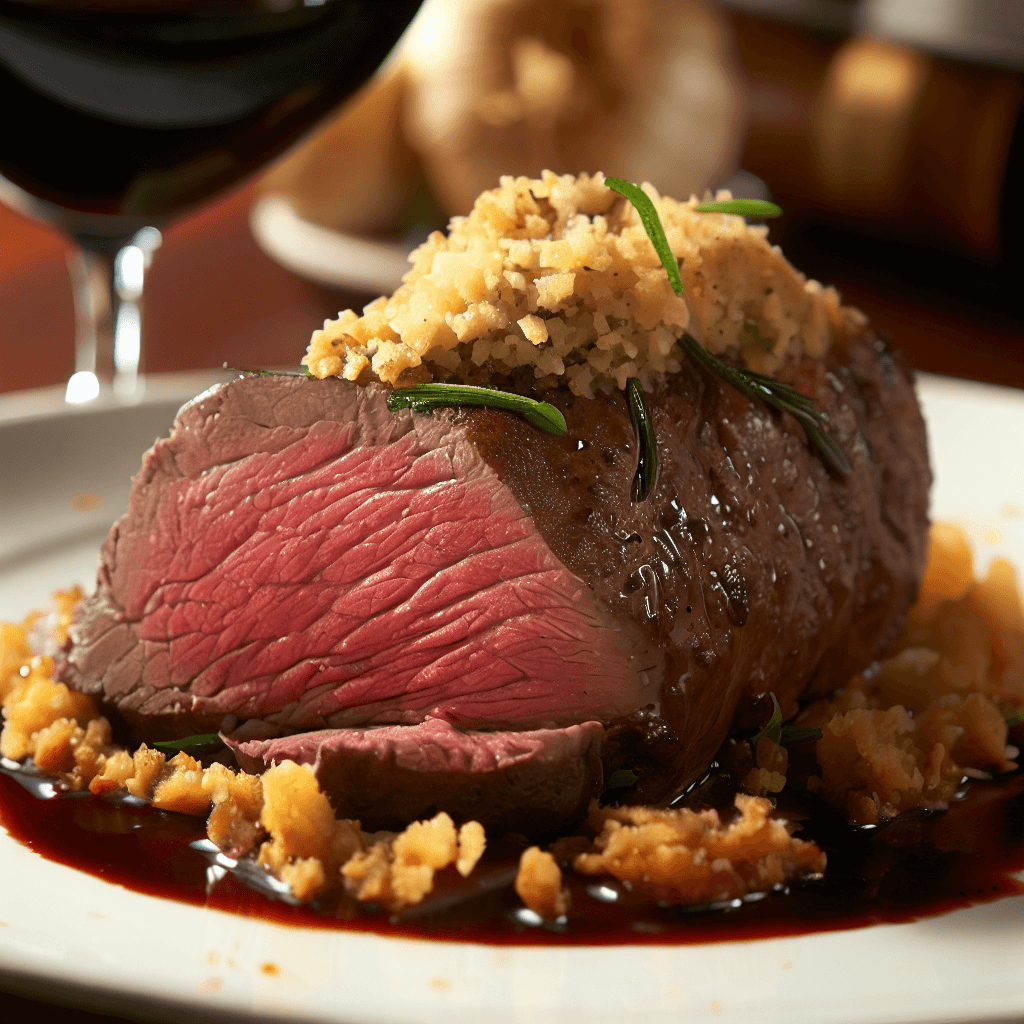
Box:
[60,319,930,829]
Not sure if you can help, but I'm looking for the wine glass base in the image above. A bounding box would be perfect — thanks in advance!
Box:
[65,372,101,405]
[64,372,147,406]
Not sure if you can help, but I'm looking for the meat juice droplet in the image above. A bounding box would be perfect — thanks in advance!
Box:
[716,562,750,627]
[652,528,681,567]
[638,564,660,622]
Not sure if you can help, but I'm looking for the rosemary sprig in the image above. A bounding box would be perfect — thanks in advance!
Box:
[152,733,224,756]
[751,693,823,747]
[626,377,657,502]
[604,178,851,476]
[604,177,685,294]
[694,198,783,218]
[681,335,852,475]
[780,724,823,744]
[386,383,567,436]
[752,693,783,746]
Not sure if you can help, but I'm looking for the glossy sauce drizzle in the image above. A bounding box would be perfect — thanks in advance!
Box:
[1,765,1022,945]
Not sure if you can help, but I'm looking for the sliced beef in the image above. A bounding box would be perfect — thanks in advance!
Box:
[60,320,930,829]
[228,719,604,834]
[63,381,646,738]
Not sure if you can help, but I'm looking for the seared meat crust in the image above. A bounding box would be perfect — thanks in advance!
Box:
[472,325,930,801]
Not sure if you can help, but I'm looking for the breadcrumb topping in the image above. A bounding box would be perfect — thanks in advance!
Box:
[515,847,570,919]
[304,171,852,396]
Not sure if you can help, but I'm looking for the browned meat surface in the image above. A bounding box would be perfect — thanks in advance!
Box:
[475,326,931,802]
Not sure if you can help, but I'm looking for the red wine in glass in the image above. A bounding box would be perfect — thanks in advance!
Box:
[0,0,422,398]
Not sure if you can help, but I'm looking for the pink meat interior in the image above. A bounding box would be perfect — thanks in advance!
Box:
[106,399,636,732]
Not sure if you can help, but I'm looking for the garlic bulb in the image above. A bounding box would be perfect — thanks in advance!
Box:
[400,0,747,215]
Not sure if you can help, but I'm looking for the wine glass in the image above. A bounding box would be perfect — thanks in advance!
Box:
[0,0,422,403]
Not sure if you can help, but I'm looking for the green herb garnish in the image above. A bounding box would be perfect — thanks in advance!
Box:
[780,725,823,744]
[752,693,783,746]
[604,768,639,791]
[386,383,567,436]
[751,693,822,747]
[223,364,310,377]
[694,198,783,218]
[152,733,224,756]
[681,335,852,475]
[605,177,685,292]
[604,178,851,476]
[1006,710,1023,729]
[626,377,657,502]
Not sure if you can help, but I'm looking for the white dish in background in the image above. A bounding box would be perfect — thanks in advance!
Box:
[0,373,1022,1024]
[249,194,411,297]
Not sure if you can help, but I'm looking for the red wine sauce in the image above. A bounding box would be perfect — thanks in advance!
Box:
[1,766,1022,946]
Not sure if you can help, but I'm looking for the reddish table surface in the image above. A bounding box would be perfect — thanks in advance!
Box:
[0,184,1022,1024]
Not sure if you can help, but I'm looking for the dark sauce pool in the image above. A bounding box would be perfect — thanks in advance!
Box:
[1,759,1022,946]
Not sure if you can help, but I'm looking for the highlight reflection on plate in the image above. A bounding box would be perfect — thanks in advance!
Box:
[0,372,1022,1024]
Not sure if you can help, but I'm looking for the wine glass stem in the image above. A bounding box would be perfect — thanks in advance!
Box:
[67,246,113,384]
[66,229,161,403]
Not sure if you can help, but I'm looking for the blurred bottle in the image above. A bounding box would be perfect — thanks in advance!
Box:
[728,8,1023,275]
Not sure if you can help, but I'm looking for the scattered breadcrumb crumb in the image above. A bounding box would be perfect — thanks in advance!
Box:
[798,525,1024,824]
[515,846,570,918]
[153,751,211,817]
[24,585,83,660]
[343,812,487,911]
[0,659,97,762]
[89,749,135,795]
[573,794,825,905]
[743,735,789,796]
[203,762,264,857]
[456,820,486,877]
[126,746,167,801]
[257,760,363,901]
[0,622,33,703]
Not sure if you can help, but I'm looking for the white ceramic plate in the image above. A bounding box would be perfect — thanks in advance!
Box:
[249,195,410,296]
[0,372,1022,1024]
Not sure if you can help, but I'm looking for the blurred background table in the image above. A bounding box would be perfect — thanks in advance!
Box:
[0,184,345,395]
